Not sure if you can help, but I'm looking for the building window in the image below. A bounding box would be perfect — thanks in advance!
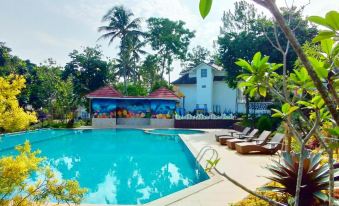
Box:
[202,85,206,88]
[201,69,207,77]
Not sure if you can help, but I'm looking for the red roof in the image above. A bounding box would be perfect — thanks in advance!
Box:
[86,86,179,100]
[86,86,123,98]
[148,87,179,100]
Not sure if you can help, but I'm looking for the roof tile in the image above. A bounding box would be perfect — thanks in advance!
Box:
[86,86,123,98]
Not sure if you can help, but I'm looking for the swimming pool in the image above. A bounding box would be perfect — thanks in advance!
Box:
[0,129,209,204]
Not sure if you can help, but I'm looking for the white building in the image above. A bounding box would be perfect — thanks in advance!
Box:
[172,62,246,114]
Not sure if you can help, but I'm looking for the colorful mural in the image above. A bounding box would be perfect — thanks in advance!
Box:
[92,99,116,118]
[151,100,176,119]
[116,100,151,118]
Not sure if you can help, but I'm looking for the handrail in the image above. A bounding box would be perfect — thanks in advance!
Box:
[196,145,219,169]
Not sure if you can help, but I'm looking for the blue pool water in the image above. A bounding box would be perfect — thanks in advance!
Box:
[149,129,204,135]
[0,129,209,204]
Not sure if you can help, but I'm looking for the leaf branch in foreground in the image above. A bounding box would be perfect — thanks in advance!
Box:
[214,168,287,206]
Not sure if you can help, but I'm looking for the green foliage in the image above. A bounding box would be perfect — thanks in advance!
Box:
[63,46,110,96]
[205,158,220,172]
[147,17,195,81]
[256,115,273,132]
[263,151,337,205]
[139,54,162,88]
[150,80,173,93]
[216,2,317,88]
[199,0,212,19]
[115,82,148,96]
[236,52,283,98]
[183,46,211,71]
[308,11,339,42]
[271,103,299,118]
[0,141,87,205]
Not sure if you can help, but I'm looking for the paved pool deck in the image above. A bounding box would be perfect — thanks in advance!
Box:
[146,129,277,206]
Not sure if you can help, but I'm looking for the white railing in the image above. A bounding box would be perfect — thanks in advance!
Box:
[249,102,273,115]
[175,113,235,120]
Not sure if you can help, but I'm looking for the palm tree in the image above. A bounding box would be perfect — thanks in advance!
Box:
[98,6,143,94]
[125,34,147,82]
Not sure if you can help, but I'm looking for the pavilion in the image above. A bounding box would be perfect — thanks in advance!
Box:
[86,86,180,128]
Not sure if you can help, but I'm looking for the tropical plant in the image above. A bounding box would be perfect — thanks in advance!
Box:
[98,6,143,93]
[0,75,37,132]
[263,151,338,206]
[0,141,87,206]
[199,1,338,205]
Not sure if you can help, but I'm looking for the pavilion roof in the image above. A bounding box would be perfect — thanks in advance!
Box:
[86,86,123,98]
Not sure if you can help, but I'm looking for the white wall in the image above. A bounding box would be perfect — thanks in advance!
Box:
[196,64,214,112]
[212,81,237,113]
[177,84,196,112]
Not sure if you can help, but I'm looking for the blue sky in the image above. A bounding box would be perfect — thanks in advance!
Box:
[0,0,338,80]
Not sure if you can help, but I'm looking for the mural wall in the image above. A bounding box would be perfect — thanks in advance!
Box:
[116,100,151,118]
[92,99,116,118]
[151,100,176,119]
[91,99,177,119]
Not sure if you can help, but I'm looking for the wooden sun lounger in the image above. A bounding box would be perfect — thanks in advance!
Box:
[220,129,258,145]
[235,133,285,154]
[215,127,251,142]
[226,130,271,149]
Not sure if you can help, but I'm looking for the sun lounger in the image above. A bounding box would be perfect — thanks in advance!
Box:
[215,127,251,142]
[235,133,285,154]
[220,129,258,145]
[226,130,271,149]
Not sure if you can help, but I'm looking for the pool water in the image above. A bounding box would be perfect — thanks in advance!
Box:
[0,129,209,204]
[149,129,204,135]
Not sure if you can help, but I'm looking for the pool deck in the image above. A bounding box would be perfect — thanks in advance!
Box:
[146,129,277,206]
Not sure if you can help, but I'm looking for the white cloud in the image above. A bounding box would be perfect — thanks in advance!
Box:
[1,0,338,81]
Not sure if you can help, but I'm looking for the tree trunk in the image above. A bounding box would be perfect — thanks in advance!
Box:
[124,68,127,95]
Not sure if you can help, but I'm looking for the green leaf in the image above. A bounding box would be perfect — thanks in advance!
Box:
[238,81,252,88]
[258,86,267,97]
[325,11,339,30]
[235,59,253,72]
[199,0,213,19]
[308,16,327,27]
[281,103,290,114]
[271,109,283,118]
[327,126,339,136]
[313,31,336,42]
[321,39,334,56]
[297,100,314,108]
[252,52,262,67]
[287,106,299,115]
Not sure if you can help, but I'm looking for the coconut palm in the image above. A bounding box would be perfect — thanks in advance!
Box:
[98,6,143,93]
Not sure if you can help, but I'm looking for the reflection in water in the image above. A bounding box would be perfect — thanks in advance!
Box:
[85,171,118,204]
[1,129,209,204]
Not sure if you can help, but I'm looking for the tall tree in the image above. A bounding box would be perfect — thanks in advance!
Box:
[63,46,109,97]
[183,45,211,72]
[217,0,317,88]
[139,54,161,88]
[98,6,143,93]
[147,17,195,83]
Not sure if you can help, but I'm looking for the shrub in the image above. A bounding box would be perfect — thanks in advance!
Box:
[231,182,289,206]
[0,141,87,205]
[256,115,273,132]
